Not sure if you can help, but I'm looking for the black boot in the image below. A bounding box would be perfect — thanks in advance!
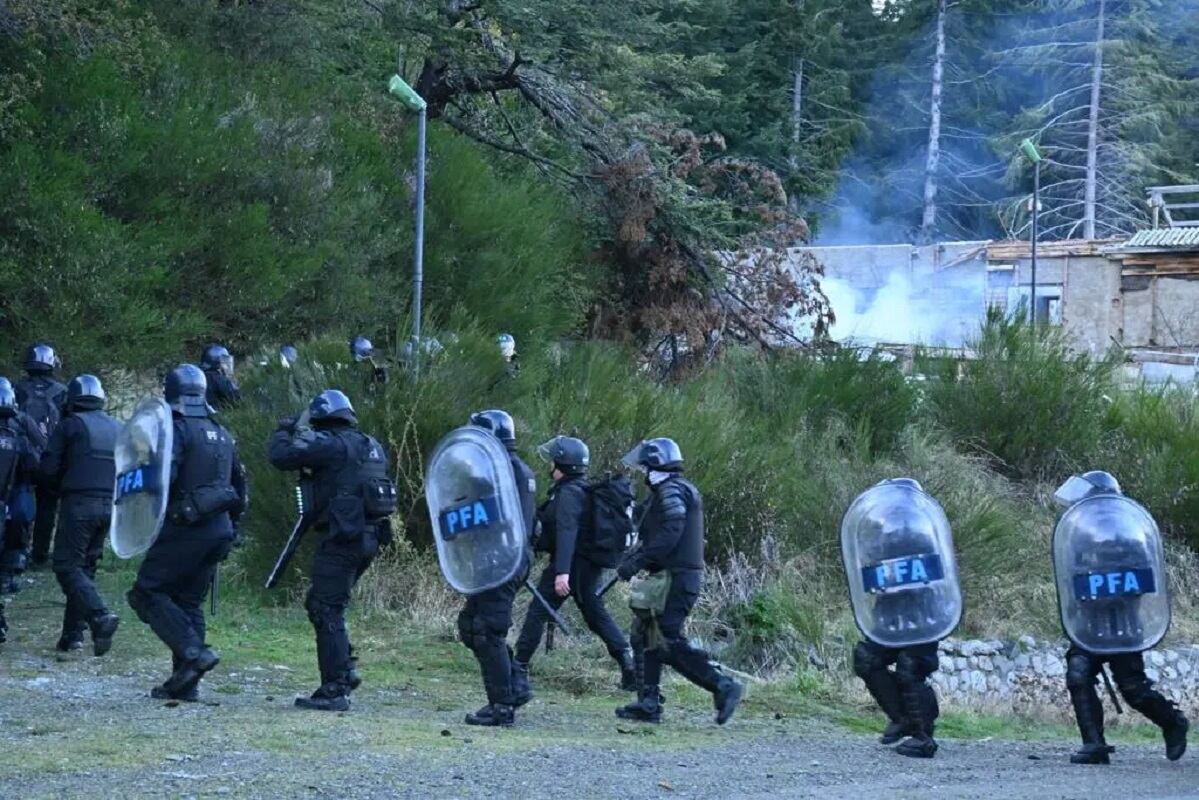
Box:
[616,686,662,723]
[895,680,938,758]
[511,660,533,708]
[617,648,638,692]
[1141,697,1189,761]
[295,683,351,712]
[56,631,84,652]
[0,609,6,644]
[90,613,120,657]
[162,647,219,697]
[714,677,744,725]
[880,721,907,745]
[465,703,515,727]
[151,683,200,702]
[1069,683,1112,765]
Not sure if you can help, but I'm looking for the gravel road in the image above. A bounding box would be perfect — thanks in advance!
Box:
[1,573,1196,799]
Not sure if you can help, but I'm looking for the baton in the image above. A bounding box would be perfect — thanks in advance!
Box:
[524,579,573,636]
[1100,664,1124,714]
[210,565,220,617]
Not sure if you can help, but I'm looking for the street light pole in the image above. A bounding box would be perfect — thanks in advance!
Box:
[1021,139,1043,328]
[388,75,429,357]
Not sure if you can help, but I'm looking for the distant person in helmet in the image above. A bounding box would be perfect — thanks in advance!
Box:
[0,378,43,639]
[37,375,122,655]
[1054,470,1188,765]
[514,435,636,695]
[127,365,247,701]
[497,334,519,377]
[279,345,299,369]
[268,389,395,711]
[350,336,387,387]
[15,343,67,570]
[200,344,241,411]
[614,438,743,726]
[455,409,536,727]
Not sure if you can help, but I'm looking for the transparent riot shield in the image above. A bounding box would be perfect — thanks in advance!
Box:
[1053,494,1169,654]
[841,479,962,648]
[110,398,173,558]
[426,426,525,595]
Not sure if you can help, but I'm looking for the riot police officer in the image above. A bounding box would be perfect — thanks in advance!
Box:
[350,335,387,386]
[497,334,519,377]
[1053,470,1188,764]
[456,410,535,726]
[38,375,122,655]
[268,390,394,711]
[0,378,42,640]
[15,343,67,570]
[614,438,743,725]
[200,344,242,411]
[127,365,247,701]
[843,478,961,759]
[514,435,635,692]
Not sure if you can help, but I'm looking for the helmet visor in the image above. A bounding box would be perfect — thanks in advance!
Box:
[1054,475,1096,509]
[537,436,563,464]
[621,442,648,473]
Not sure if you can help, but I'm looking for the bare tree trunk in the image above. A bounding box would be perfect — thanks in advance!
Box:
[1082,0,1105,240]
[788,57,804,214]
[919,0,946,244]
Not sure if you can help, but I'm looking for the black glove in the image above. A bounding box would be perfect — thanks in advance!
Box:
[277,416,297,433]
[617,556,640,581]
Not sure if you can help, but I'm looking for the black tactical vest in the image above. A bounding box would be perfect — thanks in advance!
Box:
[643,476,705,572]
[310,430,389,530]
[0,419,24,498]
[171,417,235,503]
[61,410,121,494]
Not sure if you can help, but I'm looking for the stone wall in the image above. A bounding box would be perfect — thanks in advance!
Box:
[933,637,1199,717]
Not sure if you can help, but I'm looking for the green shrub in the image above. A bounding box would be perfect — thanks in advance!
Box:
[922,310,1119,481]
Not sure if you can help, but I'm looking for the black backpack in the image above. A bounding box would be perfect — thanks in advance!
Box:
[586,473,634,565]
[21,382,65,439]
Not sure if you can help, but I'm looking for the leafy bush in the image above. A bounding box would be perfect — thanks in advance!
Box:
[922,310,1119,481]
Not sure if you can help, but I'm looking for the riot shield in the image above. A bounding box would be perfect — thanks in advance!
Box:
[1053,493,1169,654]
[110,398,173,559]
[841,479,962,648]
[426,426,526,595]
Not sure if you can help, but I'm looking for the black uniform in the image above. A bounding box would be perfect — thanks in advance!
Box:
[852,639,941,750]
[15,373,67,566]
[514,474,630,670]
[457,449,535,716]
[1066,646,1188,762]
[618,475,738,721]
[14,371,67,566]
[127,413,246,693]
[268,421,390,701]
[0,413,41,639]
[0,411,46,583]
[203,368,242,411]
[38,401,122,649]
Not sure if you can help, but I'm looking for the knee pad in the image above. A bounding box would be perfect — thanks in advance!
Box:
[1066,655,1097,692]
[852,641,887,679]
[895,649,937,686]
[126,586,152,621]
[305,594,342,633]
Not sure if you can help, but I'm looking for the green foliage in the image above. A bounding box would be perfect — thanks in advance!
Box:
[1103,387,1199,549]
[0,3,589,375]
[923,310,1120,480]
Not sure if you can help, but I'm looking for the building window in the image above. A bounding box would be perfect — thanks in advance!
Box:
[1007,285,1063,325]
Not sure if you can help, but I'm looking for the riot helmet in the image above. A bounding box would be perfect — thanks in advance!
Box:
[24,343,59,374]
[309,389,357,426]
[67,374,106,410]
[164,364,211,418]
[0,378,16,418]
[497,333,516,361]
[622,438,683,473]
[350,336,374,363]
[1054,470,1122,508]
[537,435,590,475]
[469,409,516,447]
[280,345,299,368]
[201,344,235,378]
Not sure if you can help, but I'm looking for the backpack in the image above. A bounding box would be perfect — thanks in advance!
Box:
[586,473,635,564]
[21,382,65,439]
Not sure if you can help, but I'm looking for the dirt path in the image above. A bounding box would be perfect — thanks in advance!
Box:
[1,571,1196,799]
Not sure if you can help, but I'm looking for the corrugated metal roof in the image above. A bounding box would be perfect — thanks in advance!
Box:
[1124,228,1199,249]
